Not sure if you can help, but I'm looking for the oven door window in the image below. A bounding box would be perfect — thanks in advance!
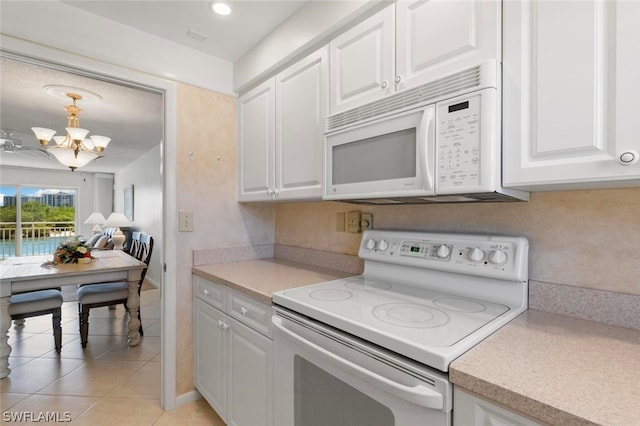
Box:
[294,355,395,426]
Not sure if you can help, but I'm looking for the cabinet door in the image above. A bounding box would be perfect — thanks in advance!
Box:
[503,0,640,189]
[615,0,640,175]
[395,0,500,91]
[194,299,227,420]
[226,316,273,426]
[275,47,328,201]
[238,79,275,201]
[329,4,395,113]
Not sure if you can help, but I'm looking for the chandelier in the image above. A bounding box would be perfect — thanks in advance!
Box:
[31,92,111,171]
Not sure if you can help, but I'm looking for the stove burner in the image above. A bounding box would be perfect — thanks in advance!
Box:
[310,289,353,301]
[433,297,487,313]
[345,278,391,292]
[372,303,449,328]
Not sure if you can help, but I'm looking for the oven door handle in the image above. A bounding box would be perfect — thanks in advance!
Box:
[273,316,444,410]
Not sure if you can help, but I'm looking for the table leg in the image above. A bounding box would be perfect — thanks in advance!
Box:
[127,281,141,347]
[1,295,12,378]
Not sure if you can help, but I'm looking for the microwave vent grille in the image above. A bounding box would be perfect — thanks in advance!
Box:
[327,65,481,132]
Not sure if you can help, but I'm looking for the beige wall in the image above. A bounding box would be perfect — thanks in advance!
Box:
[175,83,275,394]
[276,188,640,295]
[173,84,640,397]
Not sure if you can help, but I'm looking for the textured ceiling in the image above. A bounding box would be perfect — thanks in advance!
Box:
[0,57,163,174]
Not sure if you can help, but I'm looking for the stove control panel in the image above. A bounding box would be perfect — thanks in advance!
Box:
[360,230,529,281]
[400,241,453,261]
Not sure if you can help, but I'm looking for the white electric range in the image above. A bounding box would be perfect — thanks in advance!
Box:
[272,230,529,426]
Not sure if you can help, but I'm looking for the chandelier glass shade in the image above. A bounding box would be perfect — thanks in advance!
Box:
[32,92,111,171]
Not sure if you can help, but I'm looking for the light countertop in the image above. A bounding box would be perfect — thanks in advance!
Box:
[193,259,640,425]
[450,309,640,426]
[192,258,354,305]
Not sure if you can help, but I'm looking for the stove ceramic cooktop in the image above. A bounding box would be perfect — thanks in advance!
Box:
[273,275,511,371]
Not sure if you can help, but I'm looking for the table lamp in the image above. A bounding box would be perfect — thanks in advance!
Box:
[103,212,132,250]
[84,212,106,234]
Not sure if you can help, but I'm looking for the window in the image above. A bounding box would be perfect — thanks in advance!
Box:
[0,186,77,258]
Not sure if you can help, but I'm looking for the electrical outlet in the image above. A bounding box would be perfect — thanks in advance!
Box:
[346,211,361,233]
[336,212,345,232]
[361,213,373,230]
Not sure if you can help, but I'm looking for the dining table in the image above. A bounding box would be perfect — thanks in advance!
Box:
[0,249,147,378]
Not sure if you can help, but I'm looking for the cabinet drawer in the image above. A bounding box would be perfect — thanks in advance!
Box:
[227,289,273,338]
[194,275,225,310]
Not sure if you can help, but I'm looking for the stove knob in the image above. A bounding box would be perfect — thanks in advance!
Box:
[468,247,485,262]
[436,245,450,259]
[365,238,377,250]
[489,249,508,265]
[377,239,389,251]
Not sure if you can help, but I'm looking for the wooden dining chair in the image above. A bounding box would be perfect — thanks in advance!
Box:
[77,234,154,348]
[9,288,63,353]
[127,231,141,257]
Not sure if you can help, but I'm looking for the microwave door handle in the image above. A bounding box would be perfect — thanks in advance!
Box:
[272,316,444,410]
[418,108,434,190]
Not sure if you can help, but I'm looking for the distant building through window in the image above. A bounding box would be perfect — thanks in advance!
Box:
[0,186,77,258]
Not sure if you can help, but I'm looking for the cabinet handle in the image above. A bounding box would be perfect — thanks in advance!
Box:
[381,81,389,89]
[394,75,402,84]
[272,188,279,200]
[240,307,247,316]
[217,320,229,330]
[202,288,209,296]
[618,150,639,166]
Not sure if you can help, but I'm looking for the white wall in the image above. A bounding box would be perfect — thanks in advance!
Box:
[113,145,162,287]
[0,165,111,237]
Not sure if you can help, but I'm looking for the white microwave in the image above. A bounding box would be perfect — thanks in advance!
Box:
[324,62,528,204]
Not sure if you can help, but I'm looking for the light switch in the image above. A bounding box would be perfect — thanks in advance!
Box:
[179,211,193,232]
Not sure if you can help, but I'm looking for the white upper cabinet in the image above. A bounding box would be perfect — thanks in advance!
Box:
[238,79,275,201]
[329,5,395,113]
[329,1,500,114]
[275,47,328,200]
[503,0,640,190]
[239,46,328,201]
[395,0,500,92]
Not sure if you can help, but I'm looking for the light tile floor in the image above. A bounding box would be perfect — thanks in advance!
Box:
[1,288,225,425]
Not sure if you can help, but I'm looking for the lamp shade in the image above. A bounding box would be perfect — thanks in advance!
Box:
[48,146,98,170]
[103,212,132,228]
[84,212,106,224]
[31,127,56,142]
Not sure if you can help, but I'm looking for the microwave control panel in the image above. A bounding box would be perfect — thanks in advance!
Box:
[436,93,482,189]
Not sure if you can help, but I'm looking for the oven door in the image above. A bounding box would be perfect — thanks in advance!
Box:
[273,308,451,426]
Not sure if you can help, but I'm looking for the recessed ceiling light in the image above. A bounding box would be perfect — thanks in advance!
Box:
[210,2,231,16]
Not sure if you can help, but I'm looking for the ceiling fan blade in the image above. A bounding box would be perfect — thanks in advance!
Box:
[14,147,50,158]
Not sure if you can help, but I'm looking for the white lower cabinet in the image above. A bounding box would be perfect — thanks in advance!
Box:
[194,276,273,426]
[454,388,542,426]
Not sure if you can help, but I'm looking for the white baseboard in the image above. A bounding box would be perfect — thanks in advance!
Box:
[175,390,202,408]
[144,276,160,288]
